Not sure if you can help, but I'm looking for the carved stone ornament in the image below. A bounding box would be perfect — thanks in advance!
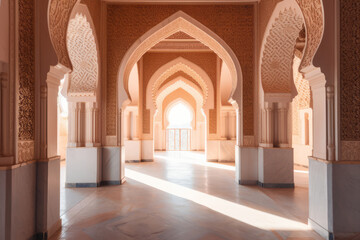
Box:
[261,7,303,93]
[295,0,324,71]
[18,0,35,141]
[67,13,98,97]
[48,0,78,70]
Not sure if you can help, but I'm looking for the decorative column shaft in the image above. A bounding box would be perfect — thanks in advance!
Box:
[326,86,335,161]
[277,102,289,148]
[221,111,227,139]
[40,86,47,159]
[85,102,99,147]
[230,111,236,140]
[260,102,274,147]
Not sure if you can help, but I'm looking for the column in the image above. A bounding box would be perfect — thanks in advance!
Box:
[277,102,289,148]
[260,102,273,147]
[85,102,99,147]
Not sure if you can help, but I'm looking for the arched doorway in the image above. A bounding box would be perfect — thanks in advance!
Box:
[117,12,243,172]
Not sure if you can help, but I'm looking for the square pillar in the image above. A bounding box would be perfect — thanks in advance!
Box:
[257,147,294,188]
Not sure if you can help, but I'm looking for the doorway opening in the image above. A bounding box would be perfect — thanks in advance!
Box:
[166,101,193,151]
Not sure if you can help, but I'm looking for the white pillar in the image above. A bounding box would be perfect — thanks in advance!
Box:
[306,69,327,159]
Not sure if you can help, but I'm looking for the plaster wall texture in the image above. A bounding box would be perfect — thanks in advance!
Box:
[0,0,9,63]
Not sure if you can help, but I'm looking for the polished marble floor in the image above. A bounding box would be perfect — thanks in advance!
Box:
[53,151,321,240]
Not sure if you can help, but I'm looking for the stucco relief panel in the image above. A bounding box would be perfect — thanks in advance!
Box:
[49,0,78,69]
[18,0,35,162]
[295,0,324,71]
[261,8,303,93]
[67,14,98,96]
[340,0,360,141]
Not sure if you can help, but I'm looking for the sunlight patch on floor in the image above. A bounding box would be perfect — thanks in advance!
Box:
[155,152,236,171]
[125,168,310,231]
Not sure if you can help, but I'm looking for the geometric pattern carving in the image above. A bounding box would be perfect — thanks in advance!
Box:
[18,0,35,141]
[67,14,98,97]
[295,0,324,71]
[261,8,303,93]
[340,0,360,141]
[48,0,78,70]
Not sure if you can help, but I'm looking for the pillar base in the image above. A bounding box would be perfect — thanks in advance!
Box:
[0,162,37,240]
[235,145,258,185]
[66,147,102,187]
[102,146,125,186]
[258,147,294,187]
[309,157,360,239]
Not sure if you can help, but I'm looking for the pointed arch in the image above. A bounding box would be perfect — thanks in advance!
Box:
[155,77,204,110]
[163,96,197,130]
[117,11,243,109]
[146,57,213,111]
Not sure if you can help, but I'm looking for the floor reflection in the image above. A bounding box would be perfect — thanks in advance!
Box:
[55,151,318,240]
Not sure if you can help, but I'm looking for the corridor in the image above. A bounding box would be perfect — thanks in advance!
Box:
[54,152,320,240]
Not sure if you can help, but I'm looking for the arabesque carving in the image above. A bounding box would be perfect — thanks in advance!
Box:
[48,0,78,70]
[261,8,303,93]
[340,0,360,141]
[295,0,324,71]
[18,141,34,163]
[18,0,35,142]
[67,13,98,97]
